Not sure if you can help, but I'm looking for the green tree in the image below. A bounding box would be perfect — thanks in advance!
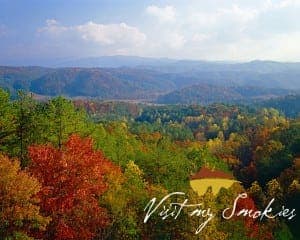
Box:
[0,89,16,154]
[14,91,38,166]
[35,97,91,148]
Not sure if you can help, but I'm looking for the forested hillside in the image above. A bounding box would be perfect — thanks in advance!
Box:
[260,95,300,118]
[1,60,300,101]
[156,85,295,104]
[0,88,299,239]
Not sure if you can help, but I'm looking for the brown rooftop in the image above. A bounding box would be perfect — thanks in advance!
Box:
[190,167,234,180]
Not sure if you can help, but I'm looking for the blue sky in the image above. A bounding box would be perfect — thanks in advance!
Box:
[1,0,300,64]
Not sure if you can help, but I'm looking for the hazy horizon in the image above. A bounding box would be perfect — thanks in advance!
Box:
[2,55,300,68]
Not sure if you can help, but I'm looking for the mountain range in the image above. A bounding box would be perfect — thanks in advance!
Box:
[1,56,300,103]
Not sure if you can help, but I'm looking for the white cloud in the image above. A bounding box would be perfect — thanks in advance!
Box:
[76,21,146,46]
[143,1,300,60]
[36,19,147,58]
[146,5,176,22]
[191,33,211,43]
[177,31,300,61]
[39,19,67,35]
[33,2,300,61]
[39,19,146,47]
[168,32,186,49]
[183,4,260,42]
[46,19,59,26]
[274,0,300,8]
[256,32,300,60]
[218,4,258,23]
[252,0,300,11]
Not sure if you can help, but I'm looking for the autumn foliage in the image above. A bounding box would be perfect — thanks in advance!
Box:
[0,154,49,239]
[0,90,299,239]
[234,195,273,240]
[28,134,120,240]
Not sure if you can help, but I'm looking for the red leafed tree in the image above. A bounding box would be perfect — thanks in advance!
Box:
[28,134,120,240]
[236,196,273,240]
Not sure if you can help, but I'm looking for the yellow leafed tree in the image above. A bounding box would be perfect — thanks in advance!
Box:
[0,154,50,239]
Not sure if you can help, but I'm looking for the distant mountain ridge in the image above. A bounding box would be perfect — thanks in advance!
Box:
[30,67,174,99]
[58,56,300,73]
[1,57,300,102]
[57,55,176,68]
[156,84,297,105]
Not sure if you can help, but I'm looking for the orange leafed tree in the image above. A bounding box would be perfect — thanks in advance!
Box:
[28,134,121,240]
[0,154,50,239]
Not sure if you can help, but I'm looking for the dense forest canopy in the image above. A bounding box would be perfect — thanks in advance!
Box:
[0,87,299,239]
